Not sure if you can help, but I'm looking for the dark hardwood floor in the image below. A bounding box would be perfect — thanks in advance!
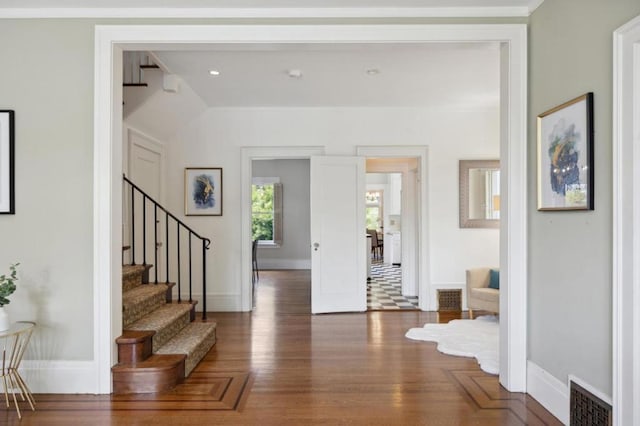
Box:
[11,270,560,425]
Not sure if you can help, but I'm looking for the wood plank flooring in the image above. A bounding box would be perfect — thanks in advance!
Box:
[10,270,561,425]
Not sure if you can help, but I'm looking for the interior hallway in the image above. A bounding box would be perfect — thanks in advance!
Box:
[14,270,559,425]
[367,261,419,310]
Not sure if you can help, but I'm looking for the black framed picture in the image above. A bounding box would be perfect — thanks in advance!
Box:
[0,110,14,215]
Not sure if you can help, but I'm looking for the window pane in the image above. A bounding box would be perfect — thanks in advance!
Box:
[366,206,380,230]
[252,184,274,241]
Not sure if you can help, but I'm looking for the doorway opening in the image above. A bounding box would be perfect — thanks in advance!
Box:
[251,158,312,312]
[365,169,419,311]
[95,24,527,394]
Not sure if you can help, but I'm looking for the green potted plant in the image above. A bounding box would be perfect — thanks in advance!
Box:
[0,263,19,331]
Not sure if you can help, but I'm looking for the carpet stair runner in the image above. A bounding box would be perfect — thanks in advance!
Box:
[112,264,217,394]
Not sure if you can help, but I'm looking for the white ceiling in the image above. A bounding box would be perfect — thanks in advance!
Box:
[153,42,501,108]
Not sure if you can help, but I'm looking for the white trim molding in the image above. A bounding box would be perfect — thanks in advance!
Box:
[20,361,97,394]
[188,293,242,312]
[527,0,545,14]
[0,6,534,19]
[612,14,640,426]
[94,29,123,394]
[527,361,568,424]
[94,24,527,395]
[357,145,430,313]
[497,28,528,393]
[241,146,325,311]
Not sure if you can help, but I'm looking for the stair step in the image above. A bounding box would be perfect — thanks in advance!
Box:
[126,303,193,352]
[122,264,152,291]
[116,330,155,364]
[123,284,171,327]
[112,354,185,394]
[157,322,217,376]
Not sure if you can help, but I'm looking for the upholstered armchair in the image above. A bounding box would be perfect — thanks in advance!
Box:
[466,268,499,318]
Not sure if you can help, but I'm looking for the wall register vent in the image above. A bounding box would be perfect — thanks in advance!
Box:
[570,380,612,426]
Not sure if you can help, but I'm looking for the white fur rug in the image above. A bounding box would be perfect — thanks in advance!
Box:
[405,316,499,375]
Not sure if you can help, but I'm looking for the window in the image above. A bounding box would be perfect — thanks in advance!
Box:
[365,190,383,231]
[252,178,282,246]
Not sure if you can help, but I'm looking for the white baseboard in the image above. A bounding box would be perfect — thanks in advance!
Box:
[176,293,243,312]
[204,294,243,311]
[20,360,99,393]
[527,361,568,424]
[257,258,311,270]
[567,375,612,405]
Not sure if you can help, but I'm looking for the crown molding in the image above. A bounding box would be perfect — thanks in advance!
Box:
[0,6,532,19]
[528,0,545,14]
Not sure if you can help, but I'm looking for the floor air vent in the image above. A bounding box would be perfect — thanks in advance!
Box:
[570,380,612,426]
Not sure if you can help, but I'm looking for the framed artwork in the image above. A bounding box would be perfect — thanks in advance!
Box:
[185,167,223,216]
[537,93,594,211]
[0,110,15,215]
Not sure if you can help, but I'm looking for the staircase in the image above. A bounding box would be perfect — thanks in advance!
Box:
[112,263,217,394]
[113,175,216,394]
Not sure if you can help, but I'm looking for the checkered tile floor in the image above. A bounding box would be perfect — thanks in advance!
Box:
[367,261,419,310]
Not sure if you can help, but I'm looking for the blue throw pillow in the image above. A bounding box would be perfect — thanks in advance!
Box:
[488,269,500,289]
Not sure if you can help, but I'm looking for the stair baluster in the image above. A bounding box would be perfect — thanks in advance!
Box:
[130,183,136,265]
[202,240,207,320]
[165,211,169,283]
[123,174,210,319]
[154,205,158,283]
[188,233,193,303]
[142,194,147,265]
[177,225,181,303]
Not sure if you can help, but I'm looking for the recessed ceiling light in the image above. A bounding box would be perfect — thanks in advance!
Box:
[366,68,380,75]
[287,69,303,79]
[208,69,220,76]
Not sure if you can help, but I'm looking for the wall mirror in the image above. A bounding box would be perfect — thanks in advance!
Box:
[459,160,500,229]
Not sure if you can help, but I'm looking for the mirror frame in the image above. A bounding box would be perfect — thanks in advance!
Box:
[459,159,500,229]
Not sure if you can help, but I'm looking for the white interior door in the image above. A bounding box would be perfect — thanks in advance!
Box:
[310,156,366,314]
[127,129,165,275]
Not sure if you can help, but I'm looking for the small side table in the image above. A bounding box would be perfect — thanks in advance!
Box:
[0,321,36,419]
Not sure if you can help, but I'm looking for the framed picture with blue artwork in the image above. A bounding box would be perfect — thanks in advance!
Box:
[537,92,594,211]
[185,167,223,216]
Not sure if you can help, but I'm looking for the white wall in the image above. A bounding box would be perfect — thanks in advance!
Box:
[166,106,500,309]
[124,70,207,144]
[0,20,95,362]
[252,159,311,269]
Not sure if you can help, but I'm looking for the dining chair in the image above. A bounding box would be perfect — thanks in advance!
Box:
[252,239,259,284]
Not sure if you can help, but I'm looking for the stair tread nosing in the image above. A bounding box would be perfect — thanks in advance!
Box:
[126,303,193,351]
[122,264,149,278]
[156,322,217,376]
[123,284,171,327]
